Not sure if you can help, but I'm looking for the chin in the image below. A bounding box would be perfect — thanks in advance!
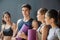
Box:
[37,19,40,21]
[37,19,40,22]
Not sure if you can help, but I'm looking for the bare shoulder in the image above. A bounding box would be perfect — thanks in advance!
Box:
[1,24,5,29]
[12,23,17,26]
[43,25,49,30]
[12,23,17,28]
[1,24,5,31]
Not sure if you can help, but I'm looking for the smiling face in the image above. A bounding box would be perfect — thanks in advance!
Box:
[22,7,30,17]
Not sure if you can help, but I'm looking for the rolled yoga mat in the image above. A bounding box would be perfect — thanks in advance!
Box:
[16,24,29,40]
[20,24,29,35]
[28,29,36,40]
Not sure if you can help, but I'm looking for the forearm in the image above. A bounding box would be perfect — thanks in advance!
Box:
[13,27,18,37]
[24,36,28,40]
[42,35,47,40]
[41,26,48,40]
[13,30,18,37]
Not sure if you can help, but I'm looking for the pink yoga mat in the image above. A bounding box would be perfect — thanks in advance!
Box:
[28,29,36,40]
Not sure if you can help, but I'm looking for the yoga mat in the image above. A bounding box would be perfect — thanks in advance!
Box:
[16,38,22,40]
[28,29,36,40]
[20,24,29,35]
[16,24,29,40]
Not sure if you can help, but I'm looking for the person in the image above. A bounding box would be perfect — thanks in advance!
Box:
[37,8,50,40]
[17,4,33,31]
[0,11,17,40]
[16,4,38,40]
[45,9,60,40]
[32,20,38,30]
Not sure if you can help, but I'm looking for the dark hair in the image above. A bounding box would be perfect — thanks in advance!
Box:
[21,4,31,10]
[38,8,48,15]
[46,9,58,25]
[2,11,11,24]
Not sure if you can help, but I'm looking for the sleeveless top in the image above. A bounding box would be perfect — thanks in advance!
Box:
[37,23,46,40]
[37,23,51,40]
[3,26,13,36]
[17,18,33,31]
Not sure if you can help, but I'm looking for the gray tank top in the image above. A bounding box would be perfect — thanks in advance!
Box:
[47,27,60,40]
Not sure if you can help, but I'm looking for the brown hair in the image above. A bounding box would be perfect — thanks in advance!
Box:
[38,8,48,15]
[2,11,11,24]
[21,4,31,10]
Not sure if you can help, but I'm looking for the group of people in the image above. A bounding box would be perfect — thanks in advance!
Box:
[0,4,60,40]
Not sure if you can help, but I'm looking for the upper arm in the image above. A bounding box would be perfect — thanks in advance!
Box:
[12,23,17,31]
[42,25,49,40]
[1,25,5,34]
[1,25,5,31]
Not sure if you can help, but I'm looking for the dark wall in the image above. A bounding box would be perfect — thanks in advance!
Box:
[0,0,60,31]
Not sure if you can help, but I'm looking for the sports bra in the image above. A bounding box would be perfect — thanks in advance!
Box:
[3,27,13,36]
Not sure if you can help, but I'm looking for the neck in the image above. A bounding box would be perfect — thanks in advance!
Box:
[41,19,45,24]
[6,21,12,25]
[23,16,31,22]
[51,23,57,28]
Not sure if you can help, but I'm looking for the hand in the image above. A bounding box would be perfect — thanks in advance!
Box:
[16,31,21,38]
[19,32,27,39]
[11,37,16,40]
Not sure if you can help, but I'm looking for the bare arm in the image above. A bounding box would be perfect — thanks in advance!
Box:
[41,25,49,40]
[17,32,27,40]
[12,23,18,37]
[0,24,5,39]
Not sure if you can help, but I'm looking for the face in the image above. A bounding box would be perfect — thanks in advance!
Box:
[45,13,51,25]
[3,14,11,22]
[37,11,44,22]
[22,7,30,17]
[32,20,38,30]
